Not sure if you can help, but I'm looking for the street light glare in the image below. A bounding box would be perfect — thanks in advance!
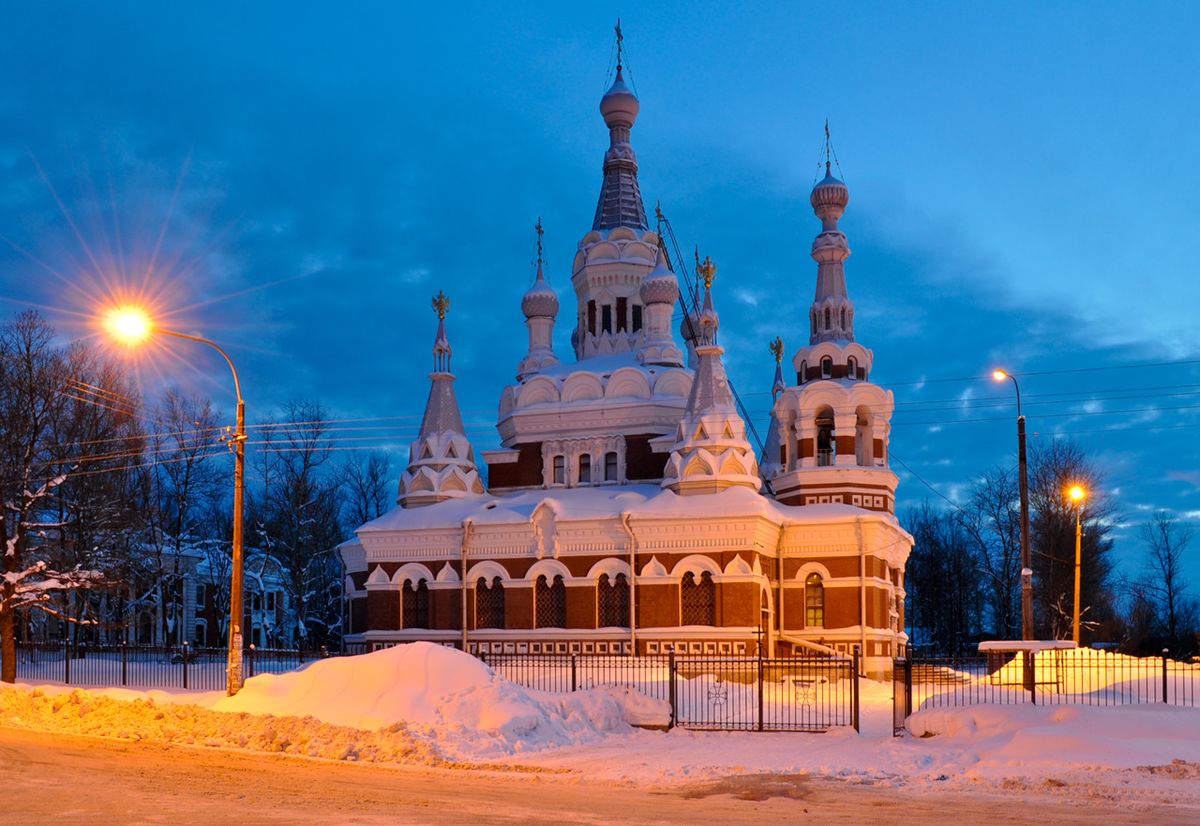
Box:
[104,306,153,344]
[1068,485,1086,502]
[992,369,1008,382]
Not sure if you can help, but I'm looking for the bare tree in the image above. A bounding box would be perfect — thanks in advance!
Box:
[340,450,392,529]
[0,312,110,681]
[957,465,1022,640]
[903,502,985,655]
[1140,511,1195,647]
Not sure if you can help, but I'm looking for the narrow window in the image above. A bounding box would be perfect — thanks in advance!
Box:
[553,455,565,485]
[840,307,846,329]
[578,454,592,484]
[195,585,205,609]
[604,451,618,482]
[601,304,613,334]
[805,573,825,628]
[800,360,808,383]
[587,300,597,335]
[847,356,857,379]
[824,307,831,330]
[631,304,643,332]
[820,356,833,378]
[616,297,628,332]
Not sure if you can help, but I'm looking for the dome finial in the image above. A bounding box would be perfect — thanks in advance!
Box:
[615,18,624,72]
[431,290,452,372]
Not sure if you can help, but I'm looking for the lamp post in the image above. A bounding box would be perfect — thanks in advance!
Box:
[1068,485,1086,645]
[993,369,1033,641]
[105,307,247,695]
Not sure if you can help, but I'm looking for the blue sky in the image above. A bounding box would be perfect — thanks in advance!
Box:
[2,2,1198,581]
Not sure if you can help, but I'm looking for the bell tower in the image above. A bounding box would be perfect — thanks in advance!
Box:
[770,129,898,513]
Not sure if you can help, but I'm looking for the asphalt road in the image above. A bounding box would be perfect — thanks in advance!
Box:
[0,727,1183,824]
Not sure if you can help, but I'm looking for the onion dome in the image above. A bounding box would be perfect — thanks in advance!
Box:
[521,260,559,319]
[600,66,639,130]
[639,246,680,306]
[810,161,850,224]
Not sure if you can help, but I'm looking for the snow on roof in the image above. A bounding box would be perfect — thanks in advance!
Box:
[526,352,688,381]
[356,482,901,534]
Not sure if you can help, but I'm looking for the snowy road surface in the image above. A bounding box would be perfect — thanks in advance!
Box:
[1,727,1191,825]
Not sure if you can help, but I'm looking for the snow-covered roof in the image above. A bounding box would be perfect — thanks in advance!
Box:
[356,483,901,534]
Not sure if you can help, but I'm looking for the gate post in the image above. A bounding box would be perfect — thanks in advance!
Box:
[248,643,255,679]
[571,653,578,693]
[1162,648,1169,704]
[852,646,861,733]
[1028,650,1036,705]
[756,650,764,733]
[904,655,913,719]
[182,641,189,689]
[121,641,128,687]
[668,646,677,730]
[64,640,70,686]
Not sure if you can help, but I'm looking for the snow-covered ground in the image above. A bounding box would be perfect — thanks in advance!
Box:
[4,642,1200,809]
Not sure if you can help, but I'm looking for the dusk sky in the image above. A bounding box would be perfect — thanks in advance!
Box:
[2,3,1197,579]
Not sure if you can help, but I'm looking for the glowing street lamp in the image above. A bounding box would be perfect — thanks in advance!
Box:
[1068,484,1087,645]
[992,368,1034,642]
[103,305,247,695]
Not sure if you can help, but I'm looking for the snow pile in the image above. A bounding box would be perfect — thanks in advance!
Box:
[0,683,441,765]
[214,642,669,759]
[907,703,1200,775]
[987,646,1200,695]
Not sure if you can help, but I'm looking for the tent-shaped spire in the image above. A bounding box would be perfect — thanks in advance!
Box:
[398,292,485,507]
[761,337,787,481]
[592,22,648,231]
[663,258,760,495]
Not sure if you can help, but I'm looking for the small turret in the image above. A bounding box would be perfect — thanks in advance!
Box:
[663,258,760,495]
[398,292,486,507]
[517,218,560,379]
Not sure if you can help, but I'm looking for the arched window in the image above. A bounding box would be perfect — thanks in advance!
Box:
[840,307,846,329]
[631,304,643,332]
[805,573,824,628]
[847,356,857,379]
[552,455,565,485]
[587,300,597,335]
[604,451,618,482]
[578,454,592,484]
[536,574,566,628]
[598,572,630,627]
[799,360,808,383]
[820,356,833,379]
[476,576,505,629]
[681,570,716,626]
[824,307,831,330]
[402,579,430,629]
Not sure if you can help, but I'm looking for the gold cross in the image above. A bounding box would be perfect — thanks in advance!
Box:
[432,290,450,320]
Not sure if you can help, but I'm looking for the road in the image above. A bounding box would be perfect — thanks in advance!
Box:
[0,727,1186,824]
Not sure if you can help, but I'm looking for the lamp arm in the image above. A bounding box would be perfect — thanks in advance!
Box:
[155,327,244,404]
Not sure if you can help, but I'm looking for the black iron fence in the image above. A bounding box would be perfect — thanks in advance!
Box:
[9,642,323,692]
[893,648,1200,736]
[481,649,860,732]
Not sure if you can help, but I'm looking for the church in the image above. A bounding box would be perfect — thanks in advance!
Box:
[339,45,912,678]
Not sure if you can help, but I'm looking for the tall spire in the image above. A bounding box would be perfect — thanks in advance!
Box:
[809,123,854,344]
[399,292,485,507]
[761,337,786,481]
[593,21,648,231]
[663,258,760,495]
[518,217,559,379]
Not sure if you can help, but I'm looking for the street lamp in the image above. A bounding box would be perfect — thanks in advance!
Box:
[992,369,1034,641]
[105,305,247,695]
[1068,485,1086,645]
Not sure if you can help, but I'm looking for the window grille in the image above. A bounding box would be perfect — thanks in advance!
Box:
[536,575,566,628]
[476,577,505,629]
[681,571,716,626]
[402,579,430,628]
[598,573,630,627]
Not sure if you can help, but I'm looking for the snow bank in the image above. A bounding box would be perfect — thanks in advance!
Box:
[213,642,669,759]
[0,683,440,765]
[908,704,1200,774]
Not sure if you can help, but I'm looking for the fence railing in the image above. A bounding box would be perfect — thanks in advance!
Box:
[8,642,327,692]
[482,649,860,732]
[893,648,1200,735]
